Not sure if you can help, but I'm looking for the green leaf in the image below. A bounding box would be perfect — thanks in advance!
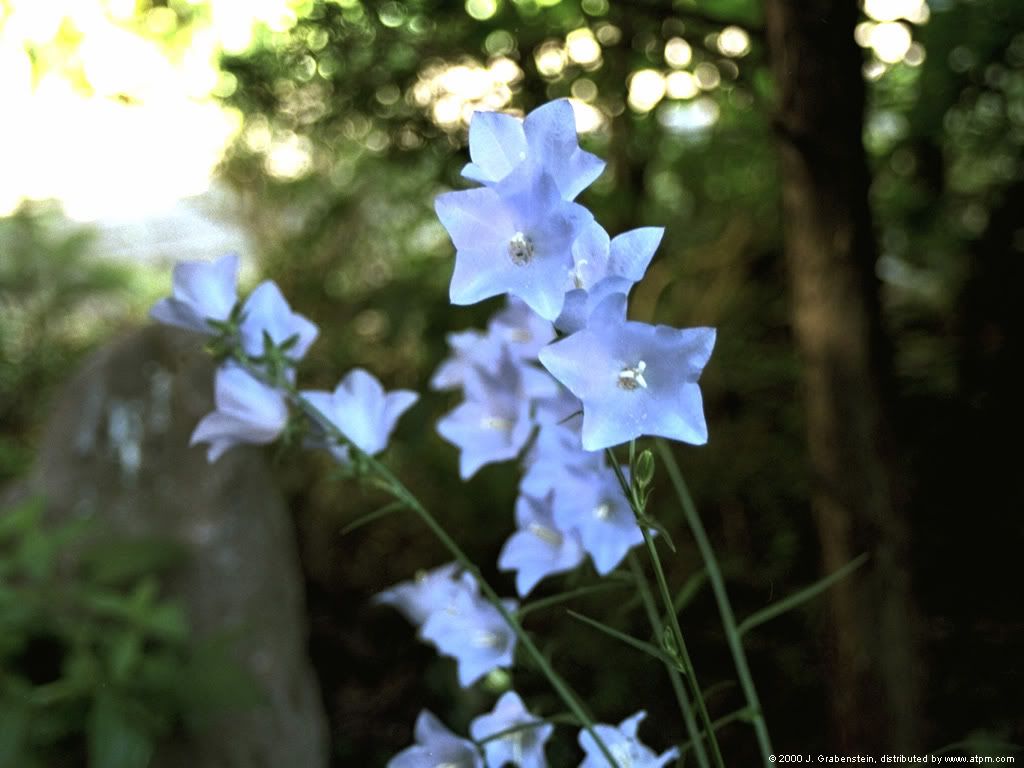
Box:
[340,501,406,535]
[672,568,707,614]
[566,609,681,669]
[738,553,870,637]
[517,580,631,619]
[88,691,154,768]
[0,698,29,768]
[79,536,187,587]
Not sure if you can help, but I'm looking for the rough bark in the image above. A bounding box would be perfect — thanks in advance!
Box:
[763,0,921,751]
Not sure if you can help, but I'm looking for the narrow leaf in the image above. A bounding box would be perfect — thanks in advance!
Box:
[518,581,631,619]
[567,609,680,669]
[672,568,707,614]
[340,501,406,535]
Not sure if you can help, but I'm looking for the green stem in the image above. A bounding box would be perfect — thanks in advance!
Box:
[238,359,622,768]
[607,450,726,768]
[628,553,710,768]
[656,438,775,766]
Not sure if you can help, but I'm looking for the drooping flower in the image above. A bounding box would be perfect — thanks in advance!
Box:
[555,223,664,334]
[578,711,679,768]
[431,329,504,391]
[470,691,553,768]
[462,99,606,201]
[239,280,319,362]
[499,494,585,597]
[388,710,483,768]
[488,297,556,361]
[300,369,418,461]
[374,563,477,628]
[519,419,600,500]
[436,161,593,321]
[539,293,716,451]
[420,590,518,688]
[553,464,642,576]
[150,253,239,334]
[436,351,536,479]
[190,364,288,462]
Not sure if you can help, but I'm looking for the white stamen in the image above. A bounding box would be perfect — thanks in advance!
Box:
[508,231,534,266]
[618,360,648,390]
[570,259,589,289]
[481,416,513,431]
[472,630,503,648]
[593,502,611,520]
[528,522,563,546]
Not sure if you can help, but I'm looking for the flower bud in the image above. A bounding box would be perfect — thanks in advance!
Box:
[634,449,656,489]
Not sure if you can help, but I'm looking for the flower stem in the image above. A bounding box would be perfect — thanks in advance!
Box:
[627,553,711,768]
[607,449,726,768]
[238,359,623,767]
[656,438,775,766]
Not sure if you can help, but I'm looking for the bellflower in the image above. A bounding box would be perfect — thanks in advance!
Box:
[470,691,553,768]
[436,351,535,479]
[420,590,518,687]
[578,711,679,768]
[539,294,716,451]
[499,494,585,597]
[300,369,418,461]
[436,161,593,321]
[150,252,239,334]
[190,364,288,462]
[556,223,664,334]
[488,297,556,361]
[374,563,477,628]
[388,710,483,768]
[431,329,503,391]
[462,99,606,201]
[239,280,319,362]
[553,465,642,576]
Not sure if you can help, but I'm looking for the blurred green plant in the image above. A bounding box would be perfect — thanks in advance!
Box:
[0,496,262,768]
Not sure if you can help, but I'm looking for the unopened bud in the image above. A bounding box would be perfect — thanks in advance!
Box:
[635,449,655,489]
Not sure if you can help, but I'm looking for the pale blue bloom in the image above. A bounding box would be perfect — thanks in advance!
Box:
[499,494,585,597]
[388,710,483,768]
[374,562,477,628]
[556,223,664,334]
[239,280,319,362]
[462,99,606,201]
[436,161,593,321]
[488,297,556,361]
[519,420,599,500]
[150,253,239,334]
[300,369,417,461]
[553,465,642,576]
[431,329,503,391]
[470,691,553,768]
[420,590,518,687]
[436,352,536,479]
[190,364,288,462]
[539,294,716,451]
[578,711,679,768]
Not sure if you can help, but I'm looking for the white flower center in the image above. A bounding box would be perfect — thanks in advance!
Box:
[508,231,534,266]
[592,502,612,520]
[611,743,636,767]
[570,259,589,289]
[618,360,648,390]
[507,328,532,343]
[481,416,513,432]
[528,522,563,546]
[472,630,504,648]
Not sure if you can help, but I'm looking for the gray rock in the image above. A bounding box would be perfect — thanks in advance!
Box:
[22,324,328,768]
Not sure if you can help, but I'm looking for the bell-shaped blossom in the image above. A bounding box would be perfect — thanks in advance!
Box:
[462,99,606,201]
[470,691,553,768]
[555,223,663,334]
[519,420,599,499]
[431,330,504,391]
[374,563,478,628]
[437,352,536,479]
[190,364,288,462]
[239,280,319,362]
[300,369,417,461]
[553,465,642,576]
[488,298,556,361]
[150,253,239,334]
[539,294,715,451]
[578,711,679,768]
[436,162,593,321]
[499,494,585,597]
[421,590,518,687]
[388,710,483,768]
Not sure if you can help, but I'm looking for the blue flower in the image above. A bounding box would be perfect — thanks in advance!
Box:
[388,710,483,768]
[578,711,679,768]
[190,364,288,462]
[436,162,593,321]
[420,590,518,688]
[553,464,642,576]
[374,563,477,628]
[539,294,715,450]
[437,351,536,479]
[488,297,556,361]
[499,494,585,597]
[431,329,503,391]
[239,280,319,362]
[470,691,553,768]
[462,99,606,201]
[300,369,417,460]
[519,420,600,499]
[150,253,239,334]
[556,223,664,334]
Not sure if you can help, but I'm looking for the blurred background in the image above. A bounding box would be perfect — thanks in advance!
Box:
[1,0,1022,765]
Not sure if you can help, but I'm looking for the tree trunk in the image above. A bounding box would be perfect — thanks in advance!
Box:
[763,0,921,751]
